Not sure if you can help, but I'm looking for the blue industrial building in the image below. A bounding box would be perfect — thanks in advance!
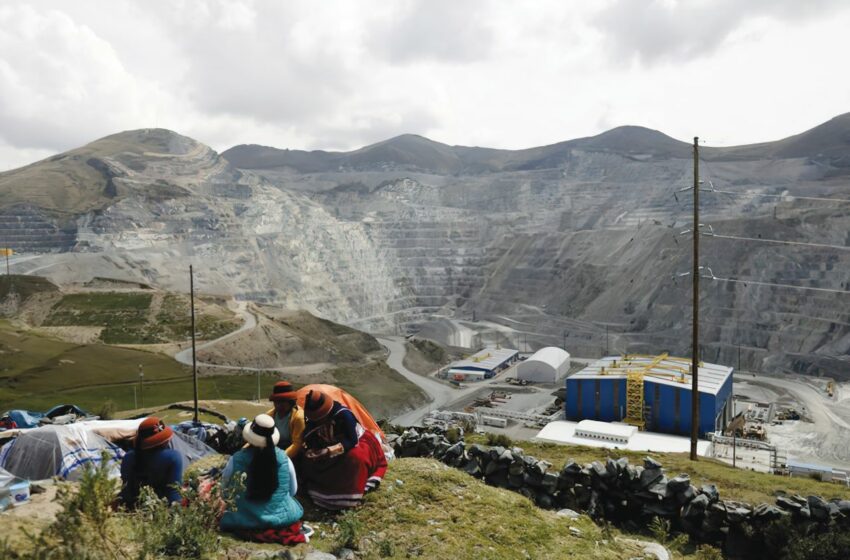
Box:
[564,354,734,437]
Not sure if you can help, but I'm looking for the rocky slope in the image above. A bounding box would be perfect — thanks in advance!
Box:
[4,115,850,377]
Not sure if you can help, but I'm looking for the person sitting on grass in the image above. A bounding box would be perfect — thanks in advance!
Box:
[300,389,388,510]
[268,380,305,459]
[118,416,184,508]
[220,414,309,545]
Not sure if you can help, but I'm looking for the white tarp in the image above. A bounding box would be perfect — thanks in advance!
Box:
[0,420,216,481]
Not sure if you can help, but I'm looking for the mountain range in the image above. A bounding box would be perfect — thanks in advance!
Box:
[2,113,850,378]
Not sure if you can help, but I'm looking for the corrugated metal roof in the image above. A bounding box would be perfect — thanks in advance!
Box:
[568,355,733,396]
[452,347,518,372]
[525,346,570,369]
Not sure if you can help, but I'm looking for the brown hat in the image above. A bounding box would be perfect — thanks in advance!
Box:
[137,417,173,450]
[304,389,334,421]
[269,380,298,402]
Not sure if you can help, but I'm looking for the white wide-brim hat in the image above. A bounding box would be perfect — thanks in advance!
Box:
[243,413,281,448]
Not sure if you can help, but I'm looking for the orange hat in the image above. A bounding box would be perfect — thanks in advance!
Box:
[269,380,298,402]
[137,417,173,450]
[304,389,334,421]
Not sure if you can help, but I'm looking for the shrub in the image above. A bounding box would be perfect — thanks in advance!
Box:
[96,400,116,420]
[648,517,688,555]
[25,452,121,559]
[485,433,513,447]
[134,474,230,559]
[335,510,362,552]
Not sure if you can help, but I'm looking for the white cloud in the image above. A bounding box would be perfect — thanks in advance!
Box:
[0,0,848,169]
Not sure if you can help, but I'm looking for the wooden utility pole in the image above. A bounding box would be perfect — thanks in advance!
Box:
[690,137,700,461]
[190,265,199,423]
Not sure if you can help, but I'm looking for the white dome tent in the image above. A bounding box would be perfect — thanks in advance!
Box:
[518,347,570,383]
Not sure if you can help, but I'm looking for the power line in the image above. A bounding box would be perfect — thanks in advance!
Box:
[704,187,850,205]
[701,274,850,296]
[704,232,850,252]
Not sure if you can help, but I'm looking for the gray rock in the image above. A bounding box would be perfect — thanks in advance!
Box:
[807,495,831,521]
[644,457,663,470]
[682,493,710,518]
[701,484,719,503]
[304,553,337,560]
[667,474,690,493]
[557,508,581,519]
[569,526,583,537]
[752,503,788,521]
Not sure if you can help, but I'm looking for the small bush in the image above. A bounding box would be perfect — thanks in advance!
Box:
[135,474,229,559]
[96,400,116,420]
[695,544,724,560]
[485,433,513,447]
[336,510,362,552]
[25,452,121,559]
[648,517,688,555]
[445,427,461,443]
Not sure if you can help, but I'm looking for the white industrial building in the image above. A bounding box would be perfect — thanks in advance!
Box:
[517,347,570,383]
[534,420,713,456]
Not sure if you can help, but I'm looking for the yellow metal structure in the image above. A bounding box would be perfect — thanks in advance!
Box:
[0,248,12,256]
[600,353,695,430]
[624,372,645,429]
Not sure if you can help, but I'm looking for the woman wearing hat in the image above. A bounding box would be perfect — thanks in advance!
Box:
[301,389,388,510]
[268,381,305,459]
[219,414,306,543]
[119,416,184,508]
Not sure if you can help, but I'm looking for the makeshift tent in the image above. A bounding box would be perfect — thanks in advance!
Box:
[0,424,123,481]
[0,420,216,481]
[1,410,44,430]
[267,384,385,442]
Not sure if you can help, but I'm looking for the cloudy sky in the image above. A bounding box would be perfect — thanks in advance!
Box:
[1,0,849,169]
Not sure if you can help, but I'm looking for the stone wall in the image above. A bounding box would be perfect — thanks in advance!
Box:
[387,429,850,554]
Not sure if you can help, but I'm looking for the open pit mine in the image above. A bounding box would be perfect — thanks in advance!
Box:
[2,115,850,381]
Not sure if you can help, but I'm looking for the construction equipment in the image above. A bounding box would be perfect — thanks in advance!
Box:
[827,381,835,398]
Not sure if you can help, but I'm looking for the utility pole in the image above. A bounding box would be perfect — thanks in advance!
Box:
[563,329,567,351]
[605,325,609,355]
[690,136,700,462]
[138,364,144,408]
[190,265,199,423]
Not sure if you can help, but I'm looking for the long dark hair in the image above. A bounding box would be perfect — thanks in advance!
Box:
[246,427,279,501]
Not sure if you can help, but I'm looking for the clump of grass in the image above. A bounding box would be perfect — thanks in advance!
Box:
[23,452,121,559]
[335,509,362,552]
[134,475,230,559]
[485,432,513,447]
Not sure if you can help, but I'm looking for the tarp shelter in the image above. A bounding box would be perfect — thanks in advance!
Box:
[268,384,385,442]
[518,347,570,383]
[0,424,123,481]
[1,410,44,430]
[0,420,216,481]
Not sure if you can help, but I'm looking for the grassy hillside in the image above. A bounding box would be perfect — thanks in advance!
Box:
[197,306,383,368]
[473,436,850,506]
[38,291,240,344]
[0,315,275,413]
[0,275,59,302]
[402,338,450,375]
[0,129,194,217]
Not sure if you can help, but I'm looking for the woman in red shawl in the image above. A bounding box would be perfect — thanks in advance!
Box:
[300,389,387,510]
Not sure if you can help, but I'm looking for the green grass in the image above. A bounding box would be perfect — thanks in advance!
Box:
[330,361,428,419]
[467,436,850,506]
[39,291,239,344]
[212,457,642,560]
[0,274,58,301]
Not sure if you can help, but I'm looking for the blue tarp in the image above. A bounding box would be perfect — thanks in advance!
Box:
[4,410,44,429]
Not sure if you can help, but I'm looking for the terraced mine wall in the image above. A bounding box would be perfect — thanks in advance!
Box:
[390,428,850,557]
[0,205,76,252]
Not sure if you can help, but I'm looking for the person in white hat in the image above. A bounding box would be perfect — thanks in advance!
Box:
[220,414,308,542]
